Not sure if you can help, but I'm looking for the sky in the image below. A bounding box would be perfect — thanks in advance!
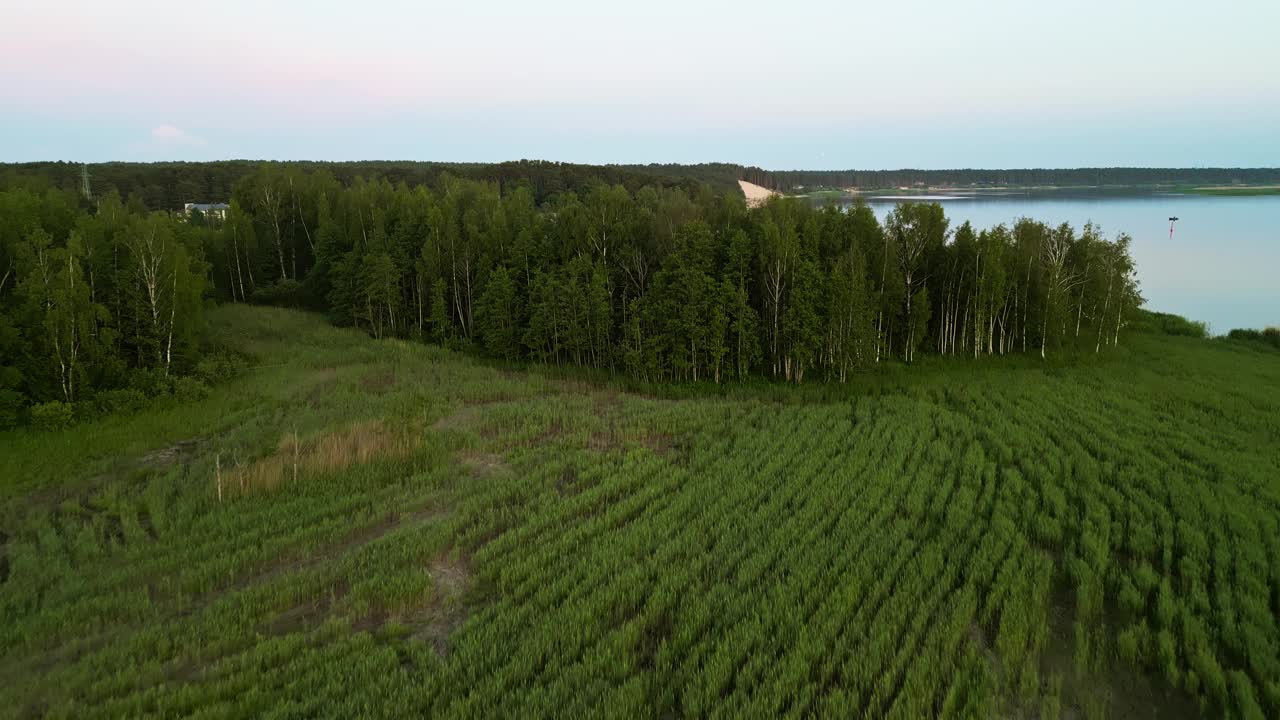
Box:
[3,0,1279,169]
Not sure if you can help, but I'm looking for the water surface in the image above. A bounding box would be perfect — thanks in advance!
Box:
[846,191,1279,334]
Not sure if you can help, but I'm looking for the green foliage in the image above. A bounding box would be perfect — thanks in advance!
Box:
[1131,309,1209,338]
[740,166,1280,192]
[193,351,246,386]
[1188,186,1280,196]
[1226,326,1280,349]
[428,278,449,341]
[477,266,519,360]
[5,166,1157,409]
[127,367,175,397]
[250,278,306,307]
[1,159,738,210]
[29,399,73,430]
[172,376,211,403]
[157,167,1148,384]
[0,388,23,428]
[11,161,1280,210]
[0,186,210,424]
[0,305,1276,718]
[85,388,149,418]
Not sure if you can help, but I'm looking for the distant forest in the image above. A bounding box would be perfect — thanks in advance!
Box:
[741,166,1280,192]
[6,162,1280,213]
[0,161,744,211]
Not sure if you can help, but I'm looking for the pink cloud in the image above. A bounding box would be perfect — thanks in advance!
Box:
[150,124,205,145]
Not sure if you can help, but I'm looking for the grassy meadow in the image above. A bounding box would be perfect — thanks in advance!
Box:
[1187,186,1280,196]
[1,305,1278,718]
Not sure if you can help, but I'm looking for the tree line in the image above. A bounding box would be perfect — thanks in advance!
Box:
[204,167,1141,383]
[741,166,1280,192]
[14,161,1275,212]
[0,188,212,427]
[0,161,739,213]
[0,165,1148,426]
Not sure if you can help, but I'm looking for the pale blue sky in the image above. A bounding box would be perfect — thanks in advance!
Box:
[3,0,1279,168]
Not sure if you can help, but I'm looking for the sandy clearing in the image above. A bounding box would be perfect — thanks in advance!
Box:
[738,180,779,208]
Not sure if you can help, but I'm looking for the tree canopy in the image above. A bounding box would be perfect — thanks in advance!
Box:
[198,167,1141,383]
[0,164,1151,428]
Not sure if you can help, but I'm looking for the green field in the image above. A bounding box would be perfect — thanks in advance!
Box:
[2,306,1278,718]
[1187,186,1280,196]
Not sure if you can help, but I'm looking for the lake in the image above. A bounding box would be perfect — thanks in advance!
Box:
[844,191,1279,334]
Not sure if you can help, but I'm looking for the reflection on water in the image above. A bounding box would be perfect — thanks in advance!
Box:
[836,191,1279,334]
[862,195,974,201]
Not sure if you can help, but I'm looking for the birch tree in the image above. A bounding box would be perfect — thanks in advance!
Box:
[123,216,201,375]
[887,203,948,362]
[1039,223,1082,358]
[15,229,103,402]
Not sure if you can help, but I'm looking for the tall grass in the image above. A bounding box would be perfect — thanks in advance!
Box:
[1,305,1277,719]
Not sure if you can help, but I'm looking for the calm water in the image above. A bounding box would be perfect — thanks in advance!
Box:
[848,191,1280,334]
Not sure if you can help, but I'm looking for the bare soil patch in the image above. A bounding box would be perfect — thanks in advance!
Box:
[360,368,396,393]
[459,451,509,478]
[430,406,479,431]
[140,439,200,469]
[976,589,1200,720]
[1038,594,1198,720]
[407,554,474,656]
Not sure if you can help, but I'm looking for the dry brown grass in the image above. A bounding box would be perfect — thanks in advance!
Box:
[224,420,413,496]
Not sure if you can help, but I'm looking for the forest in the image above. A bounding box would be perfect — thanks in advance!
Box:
[7,161,1278,212]
[0,165,1146,425]
[0,161,740,211]
[740,166,1280,192]
[0,187,212,428]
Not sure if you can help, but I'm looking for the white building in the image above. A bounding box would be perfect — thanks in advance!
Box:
[183,202,230,220]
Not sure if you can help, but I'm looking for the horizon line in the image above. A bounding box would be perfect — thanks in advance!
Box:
[6,159,1280,173]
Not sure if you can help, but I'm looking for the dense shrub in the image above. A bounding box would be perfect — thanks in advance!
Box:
[85,388,150,419]
[1132,310,1208,338]
[29,401,74,431]
[1226,327,1280,349]
[194,351,246,385]
[172,377,211,402]
[250,279,306,308]
[0,388,24,429]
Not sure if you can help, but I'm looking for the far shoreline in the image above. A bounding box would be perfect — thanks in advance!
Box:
[775,184,1280,200]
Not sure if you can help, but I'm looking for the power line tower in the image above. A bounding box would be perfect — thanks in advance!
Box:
[80,164,93,201]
